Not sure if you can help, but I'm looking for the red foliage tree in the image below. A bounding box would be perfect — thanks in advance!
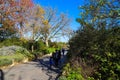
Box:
[0,0,33,29]
[0,0,34,39]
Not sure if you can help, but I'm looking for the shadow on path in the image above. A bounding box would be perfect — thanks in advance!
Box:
[3,51,67,80]
[33,52,68,80]
[33,56,61,80]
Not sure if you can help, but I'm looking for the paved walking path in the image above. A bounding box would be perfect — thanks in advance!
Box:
[3,51,67,80]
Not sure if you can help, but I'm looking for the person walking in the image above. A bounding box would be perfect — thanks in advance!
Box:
[55,50,61,67]
[49,57,53,69]
[54,50,58,67]
[62,48,65,56]
[57,50,62,66]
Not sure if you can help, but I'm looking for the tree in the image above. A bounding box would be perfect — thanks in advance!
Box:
[25,5,45,52]
[14,0,34,38]
[69,0,120,79]
[0,0,34,40]
[40,7,72,47]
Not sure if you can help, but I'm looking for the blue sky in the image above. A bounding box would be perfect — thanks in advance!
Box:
[33,0,84,31]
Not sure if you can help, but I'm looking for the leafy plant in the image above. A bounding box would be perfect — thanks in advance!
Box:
[0,58,12,67]
[68,0,120,79]
[0,53,25,67]
[59,63,84,80]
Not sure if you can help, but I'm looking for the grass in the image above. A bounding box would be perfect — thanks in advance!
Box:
[0,53,26,67]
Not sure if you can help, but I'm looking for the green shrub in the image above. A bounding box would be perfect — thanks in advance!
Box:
[87,77,95,80]
[0,54,24,67]
[59,76,67,80]
[68,23,120,79]
[46,47,56,54]
[0,38,24,48]
[42,47,56,54]
[59,63,84,80]
[16,48,33,60]
[12,54,25,63]
[0,58,12,67]
[0,53,26,67]
[0,45,33,60]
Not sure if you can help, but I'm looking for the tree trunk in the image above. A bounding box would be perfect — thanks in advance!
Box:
[31,44,34,52]
[45,38,49,47]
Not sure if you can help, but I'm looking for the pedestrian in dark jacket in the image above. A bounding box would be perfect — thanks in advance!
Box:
[62,48,65,56]
[49,57,53,68]
[55,50,61,67]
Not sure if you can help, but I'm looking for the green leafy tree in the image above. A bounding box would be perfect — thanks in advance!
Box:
[69,0,120,79]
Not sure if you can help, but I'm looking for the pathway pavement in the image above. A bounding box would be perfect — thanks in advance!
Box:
[3,58,58,80]
[3,51,67,80]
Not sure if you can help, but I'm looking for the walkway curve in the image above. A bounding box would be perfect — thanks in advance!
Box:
[3,51,67,80]
[3,56,59,80]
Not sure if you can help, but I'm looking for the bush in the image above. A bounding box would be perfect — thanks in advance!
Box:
[42,47,56,54]
[0,38,24,48]
[59,63,84,80]
[0,53,25,67]
[68,25,120,79]
[0,58,12,67]
[0,46,34,61]
[16,47,33,60]
[12,54,25,63]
